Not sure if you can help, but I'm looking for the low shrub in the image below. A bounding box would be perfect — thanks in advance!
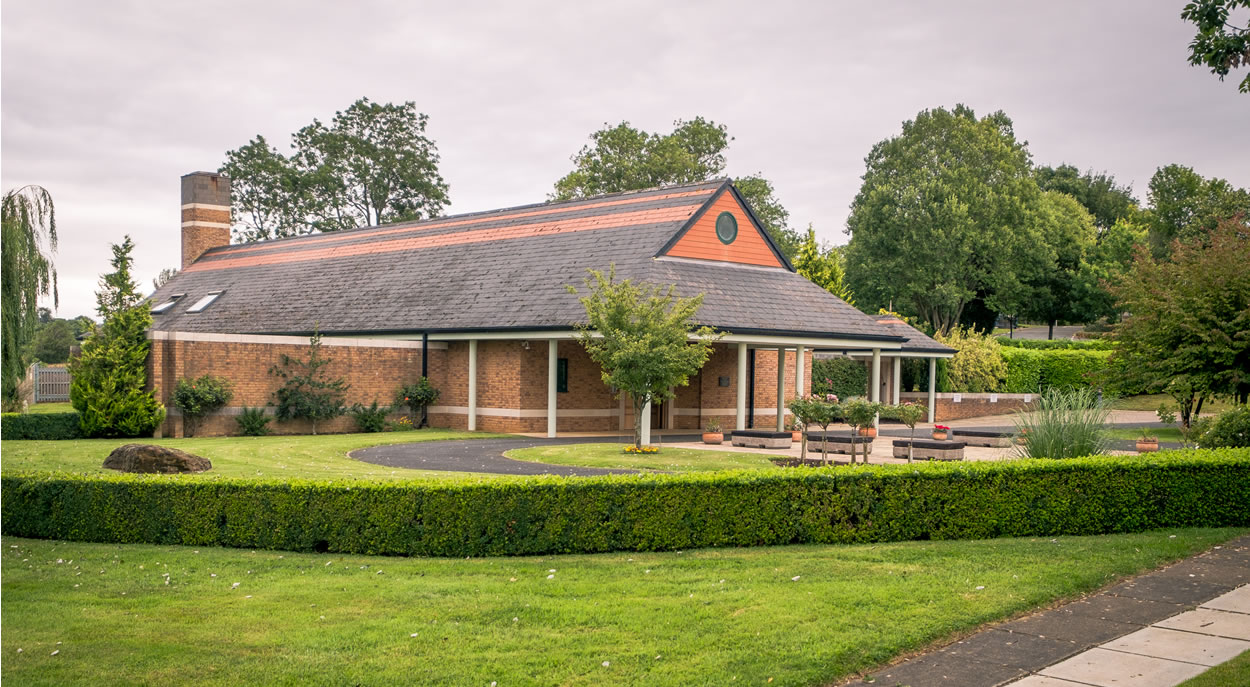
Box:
[0,412,84,440]
[235,407,271,436]
[810,358,867,400]
[171,375,233,437]
[4,449,1246,557]
[935,328,1006,393]
[1198,406,1250,449]
[1014,387,1111,459]
[350,400,390,433]
[997,338,1115,350]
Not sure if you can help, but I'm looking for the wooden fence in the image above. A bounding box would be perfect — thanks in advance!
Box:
[31,364,71,403]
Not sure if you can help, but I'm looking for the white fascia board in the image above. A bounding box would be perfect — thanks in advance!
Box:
[719,333,903,350]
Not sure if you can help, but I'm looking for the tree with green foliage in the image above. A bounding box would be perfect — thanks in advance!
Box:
[395,378,440,428]
[788,394,839,464]
[1181,0,1250,92]
[569,266,720,448]
[793,227,854,305]
[1109,216,1250,425]
[841,399,881,465]
[69,236,165,437]
[935,328,1007,393]
[1018,191,1100,338]
[1034,164,1138,231]
[222,98,450,242]
[553,118,802,259]
[893,402,927,463]
[2,186,58,409]
[152,267,178,290]
[171,375,233,437]
[1075,214,1149,322]
[1146,164,1250,254]
[844,105,1042,334]
[31,318,76,364]
[269,330,350,435]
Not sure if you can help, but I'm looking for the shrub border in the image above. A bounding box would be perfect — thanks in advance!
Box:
[3,449,1248,557]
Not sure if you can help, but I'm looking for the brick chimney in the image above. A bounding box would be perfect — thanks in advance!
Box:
[181,171,231,269]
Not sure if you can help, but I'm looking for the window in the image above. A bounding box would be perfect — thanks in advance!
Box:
[186,291,223,313]
[150,294,185,314]
[715,211,738,244]
[557,358,568,393]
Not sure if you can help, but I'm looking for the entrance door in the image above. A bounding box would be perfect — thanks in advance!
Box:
[650,399,665,430]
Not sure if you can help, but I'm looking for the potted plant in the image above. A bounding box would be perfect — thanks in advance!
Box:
[703,419,724,445]
[787,419,803,442]
[1139,405,1173,453]
[932,424,950,440]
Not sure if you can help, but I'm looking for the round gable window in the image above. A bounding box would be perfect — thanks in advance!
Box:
[715,211,738,245]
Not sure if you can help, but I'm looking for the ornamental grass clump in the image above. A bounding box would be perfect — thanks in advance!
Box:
[1014,387,1111,459]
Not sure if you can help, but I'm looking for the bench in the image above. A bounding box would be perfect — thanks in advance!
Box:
[952,429,1014,448]
[892,439,966,461]
[731,430,793,449]
[804,432,873,455]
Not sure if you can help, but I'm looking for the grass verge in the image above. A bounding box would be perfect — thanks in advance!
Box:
[1175,649,1250,687]
[22,402,75,414]
[505,442,783,472]
[0,430,513,481]
[1110,394,1234,414]
[2,528,1241,686]
[1105,427,1186,442]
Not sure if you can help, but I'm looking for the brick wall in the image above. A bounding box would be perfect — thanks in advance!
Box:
[900,392,1037,422]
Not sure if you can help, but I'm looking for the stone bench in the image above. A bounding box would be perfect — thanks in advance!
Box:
[952,429,1014,448]
[731,430,792,449]
[893,439,965,461]
[804,432,873,455]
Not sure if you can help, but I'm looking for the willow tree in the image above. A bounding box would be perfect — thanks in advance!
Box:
[569,266,720,449]
[1,186,57,408]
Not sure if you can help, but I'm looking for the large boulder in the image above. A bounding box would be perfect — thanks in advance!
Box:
[102,444,212,474]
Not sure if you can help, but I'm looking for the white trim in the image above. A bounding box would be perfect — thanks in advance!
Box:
[654,255,788,272]
[430,406,617,418]
[181,221,232,229]
[181,203,230,211]
[901,392,1035,401]
[147,329,444,349]
[721,333,903,350]
[675,407,791,417]
[839,350,954,359]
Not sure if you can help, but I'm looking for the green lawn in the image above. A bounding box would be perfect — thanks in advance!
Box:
[21,402,74,414]
[1176,649,1250,687]
[1105,427,1186,442]
[0,430,513,481]
[1110,394,1235,414]
[2,529,1240,686]
[506,442,784,472]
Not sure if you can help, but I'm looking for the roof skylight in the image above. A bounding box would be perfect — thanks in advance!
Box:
[150,293,185,315]
[186,291,223,313]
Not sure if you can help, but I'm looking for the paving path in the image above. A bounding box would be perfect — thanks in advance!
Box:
[850,535,1250,687]
[350,435,698,476]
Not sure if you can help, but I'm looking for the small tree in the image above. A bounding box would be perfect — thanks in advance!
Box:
[841,399,882,465]
[788,395,838,464]
[69,236,165,437]
[569,266,720,449]
[893,402,927,463]
[2,186,58,409]
[269,330,349,434]
[171,375,233,437]
[395,378,440,428]
[934,328,1007,393]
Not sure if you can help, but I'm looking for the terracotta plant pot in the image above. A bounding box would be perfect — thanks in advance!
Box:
[858,427,877,438]
[1136,439,1159,453]
[791,431,802,442]
[702,432,724,445]
[932,431,948,440]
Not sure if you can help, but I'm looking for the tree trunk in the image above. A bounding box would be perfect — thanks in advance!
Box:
[908,425,914,463]
[848,425,855,465]
[1048,319,1056,340]
[821,427,828,465]
[799,432,808,462]
[633,398,646,449]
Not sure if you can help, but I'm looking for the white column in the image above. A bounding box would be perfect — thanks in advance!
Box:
[547,339,558,438]
[927,358,937,424]
[871,348,881,428]
[775,347,786,431]
[892,356,902,405]
[641,400,652,446]
[736,342,748,431]
[467,339,478,432]
[666,387,675,430]
[795,345,806,399]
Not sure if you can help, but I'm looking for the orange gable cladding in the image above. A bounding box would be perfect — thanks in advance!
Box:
[663,189,785,268]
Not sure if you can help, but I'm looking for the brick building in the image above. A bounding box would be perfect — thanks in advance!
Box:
[147,172,946,438]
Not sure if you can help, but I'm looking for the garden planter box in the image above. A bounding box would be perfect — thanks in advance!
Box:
[731,430,792,449]
[1137,440,1160,453]
[893,439,966,461]
[805,432,873,455]
[952,430,1014,448]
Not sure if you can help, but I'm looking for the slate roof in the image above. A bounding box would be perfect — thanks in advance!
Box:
[149,179,901,343]
[871,317,955,354]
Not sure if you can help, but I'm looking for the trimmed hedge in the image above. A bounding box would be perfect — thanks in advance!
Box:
[811,357,868,399]
[0,412,83,440]
[3,449,1247,557]
[997,338,1115,350]
[998,348,1144,396]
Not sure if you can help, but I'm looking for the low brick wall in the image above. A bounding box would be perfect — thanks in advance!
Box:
[900,392,1037,422]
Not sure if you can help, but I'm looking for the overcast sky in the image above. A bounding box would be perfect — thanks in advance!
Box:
[3,0,1247,319]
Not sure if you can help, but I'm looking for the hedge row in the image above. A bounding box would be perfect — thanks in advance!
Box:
[998,348,1145,396]
[811,357,869,399]
[997,337,1115,351]
[4,449,1247,557]
[0,412,83,440]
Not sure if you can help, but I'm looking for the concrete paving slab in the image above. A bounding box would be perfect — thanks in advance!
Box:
[1102,626,1250,666]
[1148,558,1250,588]
[861,652,1027,687]
[1201,585,1250,614]
[1104,575,1234,606]
[936,628,1083,669]
[1040,647,1206,686]
[1065,593,1187,626]
[999,611,1142,645]
[1007,676,1088,687]
[1155,608,1250,640]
